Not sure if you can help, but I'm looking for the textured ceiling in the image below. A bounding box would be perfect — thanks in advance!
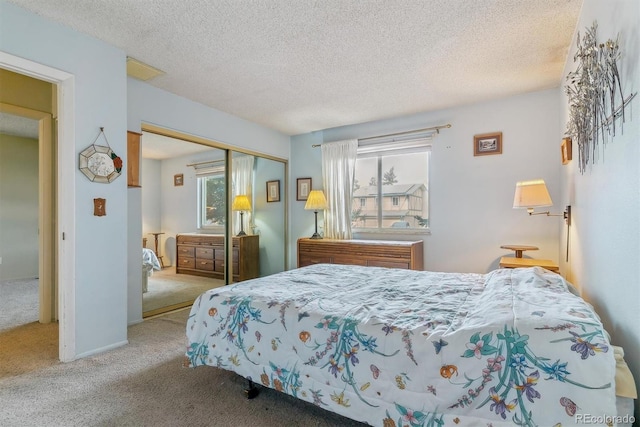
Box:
[5,0,583,136]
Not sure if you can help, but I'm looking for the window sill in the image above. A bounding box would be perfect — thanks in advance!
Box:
[197,227,225,234]
[353,228,431,236]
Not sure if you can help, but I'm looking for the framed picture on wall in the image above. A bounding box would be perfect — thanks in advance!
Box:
[473,132,502,156]
[266,180,280,202]
[296,177,312,201]
[561,137,572,164]
[174,173,184,186]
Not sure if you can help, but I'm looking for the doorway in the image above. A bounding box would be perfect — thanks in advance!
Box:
[0,104,55,319]
[0,51,76,362]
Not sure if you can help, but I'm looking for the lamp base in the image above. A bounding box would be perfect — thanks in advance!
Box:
[309,232,323,239]
[236,231,247,236]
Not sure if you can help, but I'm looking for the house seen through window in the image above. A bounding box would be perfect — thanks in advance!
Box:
[197,161,226,230]
[352,137,430,231]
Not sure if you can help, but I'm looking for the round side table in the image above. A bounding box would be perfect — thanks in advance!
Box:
[150,232,166,267]
[500,245,539,258]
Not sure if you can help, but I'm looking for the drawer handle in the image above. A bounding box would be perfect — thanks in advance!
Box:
[200,261,207,265]
[182,260,189,264]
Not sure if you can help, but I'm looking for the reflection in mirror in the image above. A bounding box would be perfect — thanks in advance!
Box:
[231,151,286,283]
[141,132,228,317]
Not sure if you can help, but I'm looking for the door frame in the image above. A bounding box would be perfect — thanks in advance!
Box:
[0,51,76,362]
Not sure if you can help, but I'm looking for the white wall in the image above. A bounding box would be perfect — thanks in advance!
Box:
[0,134,38,281]
[291,89,563,273]
[1,1,129,357]
[560,0,640,418]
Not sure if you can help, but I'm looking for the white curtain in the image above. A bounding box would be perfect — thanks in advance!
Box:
[321,139,358,239]
[232,155,254,235]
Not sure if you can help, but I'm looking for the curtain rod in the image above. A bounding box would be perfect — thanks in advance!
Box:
[186,159,225,168]
[311,123,452,147]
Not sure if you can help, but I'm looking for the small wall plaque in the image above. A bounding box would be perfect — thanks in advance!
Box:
[94,198,106,216]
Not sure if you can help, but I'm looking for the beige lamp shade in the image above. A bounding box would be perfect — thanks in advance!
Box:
[232,195,251,211]
[513,179,553,209]
[304,190,328,211]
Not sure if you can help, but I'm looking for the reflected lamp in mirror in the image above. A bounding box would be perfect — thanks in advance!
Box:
[232,195,252,236]
[512,179,571,225]
[304,190,328,239]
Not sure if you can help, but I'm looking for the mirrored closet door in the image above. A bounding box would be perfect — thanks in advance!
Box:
[230,151,286,283]
[140,131,288,317]
[141,133,228,317]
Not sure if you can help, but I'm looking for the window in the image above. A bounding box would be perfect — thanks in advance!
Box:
[197,162,226,230]
[352,137,431,231]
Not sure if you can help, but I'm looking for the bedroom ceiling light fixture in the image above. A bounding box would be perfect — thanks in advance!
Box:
[232,195,251,236]
[304,190,328,239]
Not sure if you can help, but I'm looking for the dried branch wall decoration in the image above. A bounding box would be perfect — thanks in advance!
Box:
[565,21,636,174]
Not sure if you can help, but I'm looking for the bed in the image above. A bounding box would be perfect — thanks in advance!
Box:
[184,264,634,426]
[142,248,161,293]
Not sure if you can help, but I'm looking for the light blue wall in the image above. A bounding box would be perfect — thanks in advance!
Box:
[253,156,286,277]
[1,1,129,356]
[290,89,562,274]
[560,0,640,417]
[289,132,324,269]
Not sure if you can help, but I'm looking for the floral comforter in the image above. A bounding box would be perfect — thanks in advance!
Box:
[184,264,615,426]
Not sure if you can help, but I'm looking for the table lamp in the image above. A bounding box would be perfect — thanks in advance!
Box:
[232,195,251,236]
[304,190,328,239]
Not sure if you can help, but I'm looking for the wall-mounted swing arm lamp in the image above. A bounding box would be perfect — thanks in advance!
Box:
[513,179,571,261]
[512,179,571,225]
[232,195,251,236]
[304,190,328,239]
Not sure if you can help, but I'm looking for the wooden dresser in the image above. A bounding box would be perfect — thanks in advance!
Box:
[297,238,423,270]
[176,233,259,282]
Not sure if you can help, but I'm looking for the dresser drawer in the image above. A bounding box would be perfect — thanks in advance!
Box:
[195,259,215,271]
[177,246,195,257]
[214,260,239,275]
[178,257,195,269]
[299,254,333,267]
[196,247,214,259]
[367,260,410,269]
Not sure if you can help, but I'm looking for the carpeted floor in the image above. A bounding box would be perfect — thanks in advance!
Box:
[143,267,225,315]
[0,307,366,427]
[0,278,39,331]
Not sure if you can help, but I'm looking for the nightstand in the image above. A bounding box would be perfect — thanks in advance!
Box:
[499,256,559,273]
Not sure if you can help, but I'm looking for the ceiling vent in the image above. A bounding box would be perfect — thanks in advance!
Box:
[126,57,165,81]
